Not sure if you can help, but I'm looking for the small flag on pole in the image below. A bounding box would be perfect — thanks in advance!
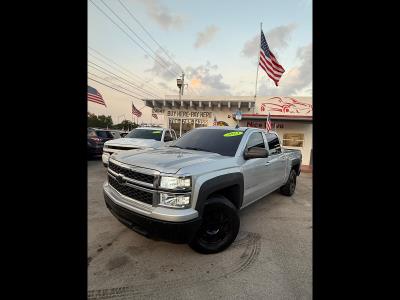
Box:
[266,112,272,132]
[259,30,285,86]
[88,86,106,107]
[132,102,142,117]
[152,113,158,119]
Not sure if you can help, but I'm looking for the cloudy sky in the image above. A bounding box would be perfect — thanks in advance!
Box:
[88,0,312,124]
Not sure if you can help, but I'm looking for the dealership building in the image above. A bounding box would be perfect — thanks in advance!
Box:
[143,95,312,167]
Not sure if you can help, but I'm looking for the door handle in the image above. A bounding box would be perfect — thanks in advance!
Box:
[265,161,271,165]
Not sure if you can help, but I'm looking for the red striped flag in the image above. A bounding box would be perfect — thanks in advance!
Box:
[259,30,285,86]
[132,102,142,117]
[88,86,106,107]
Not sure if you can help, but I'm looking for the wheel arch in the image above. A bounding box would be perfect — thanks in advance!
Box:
[194,173,244,217]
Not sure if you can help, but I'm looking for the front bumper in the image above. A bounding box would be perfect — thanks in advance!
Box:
[102,152,110,166]
[104,190,201,243]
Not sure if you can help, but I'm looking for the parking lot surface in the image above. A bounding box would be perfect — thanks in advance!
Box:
[88,158,312,299]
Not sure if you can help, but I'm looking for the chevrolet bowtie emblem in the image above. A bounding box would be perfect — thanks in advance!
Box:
[116,174,125,184]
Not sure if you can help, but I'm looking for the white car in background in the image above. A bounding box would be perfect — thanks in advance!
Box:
[102,127,177,167]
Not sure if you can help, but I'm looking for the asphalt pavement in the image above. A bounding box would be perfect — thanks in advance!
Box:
[88,157,312,299]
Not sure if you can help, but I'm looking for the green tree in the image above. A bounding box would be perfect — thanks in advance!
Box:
[112,120,138,131]
[87,113,113,128]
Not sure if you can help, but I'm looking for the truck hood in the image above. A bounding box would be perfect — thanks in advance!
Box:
[112,147,227,174]
[105,138,163,148]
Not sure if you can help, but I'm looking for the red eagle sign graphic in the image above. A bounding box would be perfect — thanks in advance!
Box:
[260,97,312,115]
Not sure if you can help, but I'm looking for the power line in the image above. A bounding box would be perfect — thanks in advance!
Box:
[88,48,170,96]
[99,0,173,71]
[88,60,162,98]
[89,0,178,79]
[88,77,144,101]
[118,0,183,74]
[89,72,154,101]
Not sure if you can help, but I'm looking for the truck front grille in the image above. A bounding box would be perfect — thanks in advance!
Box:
[108,161,154,184]
[108,175,153,205]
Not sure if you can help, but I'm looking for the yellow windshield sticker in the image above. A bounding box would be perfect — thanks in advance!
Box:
[152,131,161,134]
[223,131,243,137]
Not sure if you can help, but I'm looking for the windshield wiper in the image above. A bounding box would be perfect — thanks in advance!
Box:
[169,145,182,148]
[183,147,213,153]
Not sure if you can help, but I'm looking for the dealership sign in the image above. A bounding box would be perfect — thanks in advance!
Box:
[166,110,212,119]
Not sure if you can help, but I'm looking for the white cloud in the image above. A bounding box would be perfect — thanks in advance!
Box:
[241,23,297,57]
[135,0,185,30]
[185,61,231,95]
[194,25,219,48]
[144,48,182,81]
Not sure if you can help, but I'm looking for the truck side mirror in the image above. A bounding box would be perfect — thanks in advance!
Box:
[243,147,269,160]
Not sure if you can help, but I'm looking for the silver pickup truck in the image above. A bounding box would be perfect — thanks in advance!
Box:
[103,126,302,253]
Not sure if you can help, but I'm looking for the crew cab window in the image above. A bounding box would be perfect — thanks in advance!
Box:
[246,132,266,150]
[164,130,173,142]
[125,129,162,141]
[266,133,281,154]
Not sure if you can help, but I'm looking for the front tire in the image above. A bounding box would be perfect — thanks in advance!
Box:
[189,196,240,254]
[280,168,297,196]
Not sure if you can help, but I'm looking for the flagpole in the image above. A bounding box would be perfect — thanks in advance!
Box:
[254,22,262,99]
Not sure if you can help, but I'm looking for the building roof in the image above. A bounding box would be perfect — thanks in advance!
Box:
[143,95,256,111]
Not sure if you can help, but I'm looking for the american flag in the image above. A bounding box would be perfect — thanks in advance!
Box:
[266,112,272,131]
[259,30,285,86]
[132,102,142,117]
[152,113,158,119]
[88,86,106,107]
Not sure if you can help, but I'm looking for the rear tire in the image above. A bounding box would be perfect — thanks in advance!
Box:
[189,196,240,254]
[280,168,297,196]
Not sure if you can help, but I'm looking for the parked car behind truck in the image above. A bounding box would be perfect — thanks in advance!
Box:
[102,127,178,167]
[103,127,302,253]
[87,128,114,157]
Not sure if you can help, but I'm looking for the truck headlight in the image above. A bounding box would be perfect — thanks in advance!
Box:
[159,176,191,190]
[159,193,191,208]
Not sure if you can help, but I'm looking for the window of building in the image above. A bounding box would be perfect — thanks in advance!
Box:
[265,133,281,154]
[282,133,304,147]
[246,132,266,150]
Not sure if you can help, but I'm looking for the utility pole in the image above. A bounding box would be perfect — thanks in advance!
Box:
[177,72,188,101]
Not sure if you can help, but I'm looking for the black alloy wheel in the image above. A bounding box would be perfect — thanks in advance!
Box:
[189,197,240,254]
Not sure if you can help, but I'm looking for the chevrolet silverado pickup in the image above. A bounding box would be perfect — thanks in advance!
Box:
[103,126,302,253]
[102,127,177,167]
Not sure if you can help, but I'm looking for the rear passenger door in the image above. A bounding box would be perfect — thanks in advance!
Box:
[242,132,274,206]
[265,133,287,189]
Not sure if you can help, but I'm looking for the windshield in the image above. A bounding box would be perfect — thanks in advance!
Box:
[125,129,163,141]
[171,128,244,156]
[95,131,113,138]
